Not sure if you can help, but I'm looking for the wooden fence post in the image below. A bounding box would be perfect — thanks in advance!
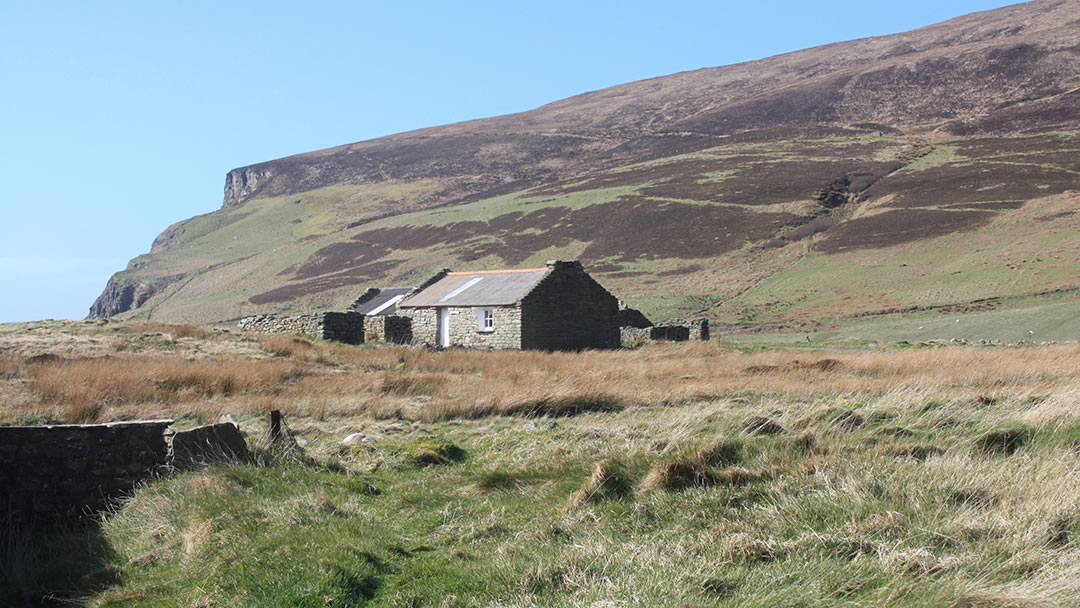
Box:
[269,410,282,442]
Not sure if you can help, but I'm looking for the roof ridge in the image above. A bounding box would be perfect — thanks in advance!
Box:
[447,268,547,275]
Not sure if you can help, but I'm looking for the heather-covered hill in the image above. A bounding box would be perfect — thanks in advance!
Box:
[91,0,1080,332]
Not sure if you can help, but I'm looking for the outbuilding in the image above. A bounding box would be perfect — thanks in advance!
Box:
[348,286,415,343]
[396,260,620,350]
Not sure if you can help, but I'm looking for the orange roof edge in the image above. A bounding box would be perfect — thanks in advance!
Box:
[447,268,548,275]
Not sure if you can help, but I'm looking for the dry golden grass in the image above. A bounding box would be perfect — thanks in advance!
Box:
[257,335,318,359]
[3,321,1080,426]
[119,322,214,341]
[11,354,306,422]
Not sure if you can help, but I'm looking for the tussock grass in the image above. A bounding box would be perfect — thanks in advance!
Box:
[11,390,1080,606]
[975,427,1033,455]
[565,459,633,510]
[640,439,772,494]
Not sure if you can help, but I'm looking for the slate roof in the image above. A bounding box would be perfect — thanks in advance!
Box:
[398,268,549,307]
[350,287,414,315]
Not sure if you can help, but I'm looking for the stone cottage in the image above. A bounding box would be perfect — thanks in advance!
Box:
[396,260,620,350]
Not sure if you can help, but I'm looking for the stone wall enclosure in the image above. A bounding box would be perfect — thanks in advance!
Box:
[1,420,250,524]
[620,318,709,345]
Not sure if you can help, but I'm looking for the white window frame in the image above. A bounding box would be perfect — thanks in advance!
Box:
[476,307,495,332]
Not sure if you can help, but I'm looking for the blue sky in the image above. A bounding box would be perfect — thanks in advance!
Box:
[0,0,1020,322]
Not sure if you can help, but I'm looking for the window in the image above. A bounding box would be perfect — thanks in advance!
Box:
[476,307,494,331]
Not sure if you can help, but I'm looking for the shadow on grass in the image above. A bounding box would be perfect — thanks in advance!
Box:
[1,510,120,606]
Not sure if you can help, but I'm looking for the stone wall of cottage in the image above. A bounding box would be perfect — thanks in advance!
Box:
[398,307,520,349]
[520,261,620,350]
[693,319,710,341]
[237,312,366,344]
[449,306,521,349]
[0,420,173,522]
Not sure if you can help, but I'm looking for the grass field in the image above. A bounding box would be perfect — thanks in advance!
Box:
[3,321,1080,606]
[721,288,1080,347]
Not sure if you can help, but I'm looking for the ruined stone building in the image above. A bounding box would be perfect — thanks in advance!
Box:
[349,286,414,343]
[396,260,620,350]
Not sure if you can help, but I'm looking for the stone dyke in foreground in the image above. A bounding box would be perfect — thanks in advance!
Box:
[0,419,252,524]
[0,420,173,523]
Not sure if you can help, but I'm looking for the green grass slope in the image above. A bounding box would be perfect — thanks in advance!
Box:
[11,397,1080,607]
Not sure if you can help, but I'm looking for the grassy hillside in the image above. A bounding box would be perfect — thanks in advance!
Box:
[4,322,1080,606]
[105,132,1080,341]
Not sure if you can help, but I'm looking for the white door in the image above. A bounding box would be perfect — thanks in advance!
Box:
[438,308,450,347]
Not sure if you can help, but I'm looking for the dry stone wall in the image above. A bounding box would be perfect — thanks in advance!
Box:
[656,318,709,341]
[621,326,653,344]
[363,315,413,344]
[621,318,709,344]
[0,420,253,524]
[620,325,688,343]
[0,420,172,523]
[238,312,366,344]
[171,423,249,470]
[400,308,438,345]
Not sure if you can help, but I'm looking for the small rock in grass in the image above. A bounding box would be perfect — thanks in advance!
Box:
[342,432,376,445]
